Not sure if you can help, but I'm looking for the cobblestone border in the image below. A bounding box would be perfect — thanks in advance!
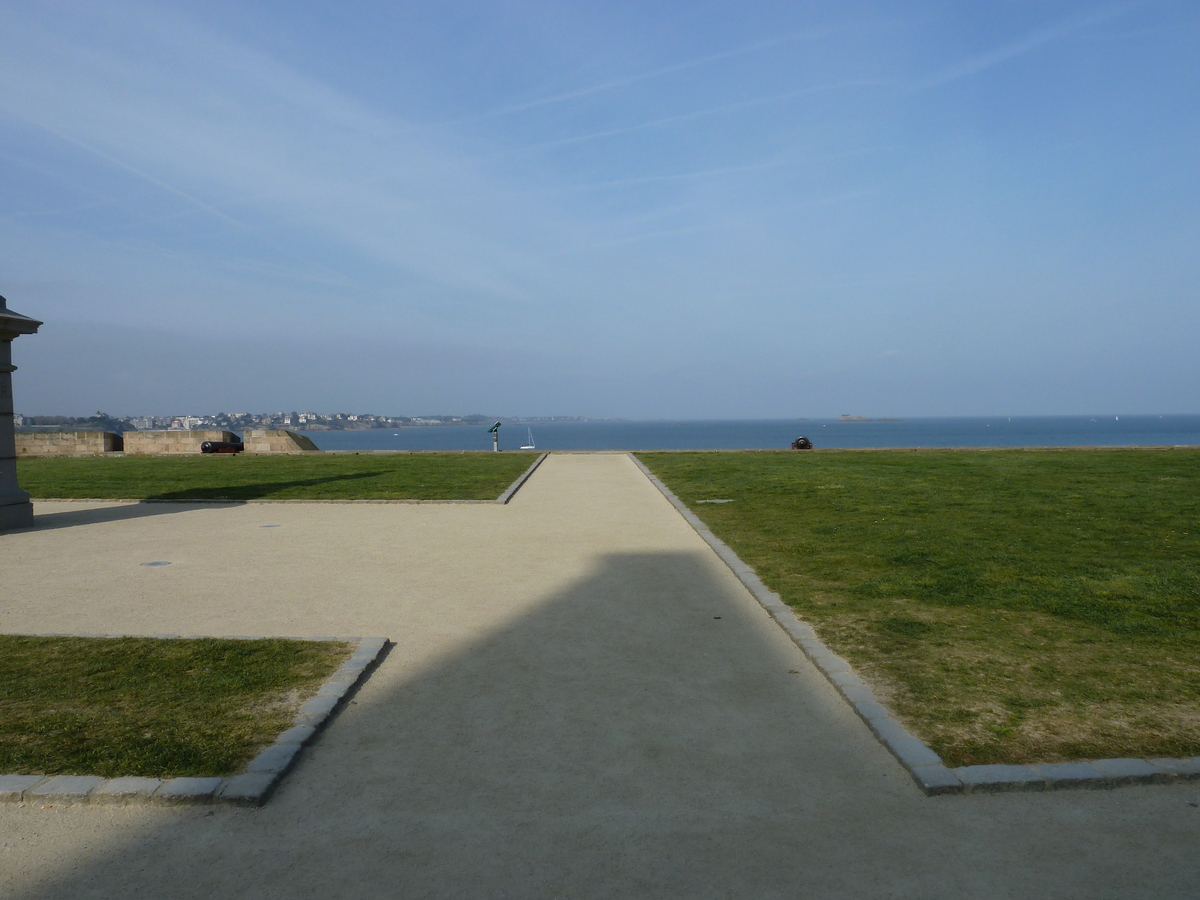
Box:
[0,635,389,808]
[629,454,1200,796]
[26,452,548,508]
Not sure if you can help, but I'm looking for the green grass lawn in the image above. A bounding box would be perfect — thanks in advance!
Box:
[17,453,538,501]
[0,636,350,778]
[638,449,1200,767]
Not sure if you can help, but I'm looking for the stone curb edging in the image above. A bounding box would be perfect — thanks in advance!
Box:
[27,453,548,509]
[0,635,389,809]
[627,454,1200,797]
[497,452,548,504]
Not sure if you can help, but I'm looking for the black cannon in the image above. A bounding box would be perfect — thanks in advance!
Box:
[791,436,813,450]
[201,441,244,454]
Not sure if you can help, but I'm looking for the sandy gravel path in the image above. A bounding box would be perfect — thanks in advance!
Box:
[1,453,1197,898]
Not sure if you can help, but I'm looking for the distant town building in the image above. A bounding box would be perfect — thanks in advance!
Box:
[16,409,568,433]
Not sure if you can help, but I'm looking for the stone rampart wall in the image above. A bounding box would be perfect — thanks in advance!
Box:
[242,429,320,453]
[123,430,239,455]
[15,431,123,456]
[16,428,321,455]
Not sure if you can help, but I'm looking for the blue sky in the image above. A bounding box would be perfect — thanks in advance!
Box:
[1,0,1197,418]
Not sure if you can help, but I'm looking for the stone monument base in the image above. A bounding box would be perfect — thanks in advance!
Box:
[0,500,34,532]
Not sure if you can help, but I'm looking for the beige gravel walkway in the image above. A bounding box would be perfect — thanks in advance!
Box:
[1,453,1198,899]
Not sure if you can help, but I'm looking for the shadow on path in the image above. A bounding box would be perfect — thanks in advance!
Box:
[23,473,387,531]
[143,470,382,501]
[10,551,1199,899]
[28,501,245,532]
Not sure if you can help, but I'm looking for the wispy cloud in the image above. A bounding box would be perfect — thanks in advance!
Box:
[909,2,1139,91]
[557,159,798,192]
[3,112,249,229]
[515,80,887,152]
[555,147,892,193]
[585,188,875,249]
[452,27,834,124]
[0,2,587,310]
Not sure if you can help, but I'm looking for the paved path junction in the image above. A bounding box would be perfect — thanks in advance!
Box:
[1,453,1197,898]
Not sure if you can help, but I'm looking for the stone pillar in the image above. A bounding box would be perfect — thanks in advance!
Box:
[0,295,42,531]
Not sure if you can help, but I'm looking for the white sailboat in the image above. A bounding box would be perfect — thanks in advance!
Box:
[520,428,536,450]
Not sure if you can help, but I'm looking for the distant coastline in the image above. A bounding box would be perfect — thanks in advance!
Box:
[13,411,622,435]
[298,415,1200,453]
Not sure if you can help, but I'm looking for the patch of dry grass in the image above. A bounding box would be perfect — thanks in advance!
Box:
[813,600,1200,764]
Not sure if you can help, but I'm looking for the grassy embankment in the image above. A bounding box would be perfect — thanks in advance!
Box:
[638,449,1200,767]
[0,636,350,777]
[17,452,538,501]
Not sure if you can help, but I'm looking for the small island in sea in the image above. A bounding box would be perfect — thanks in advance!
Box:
[838,415,903,422]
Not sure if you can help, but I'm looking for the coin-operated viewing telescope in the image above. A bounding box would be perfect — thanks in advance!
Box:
[0,295,43,531]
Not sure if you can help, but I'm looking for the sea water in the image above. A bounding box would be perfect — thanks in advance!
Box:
[299,414,1200,452]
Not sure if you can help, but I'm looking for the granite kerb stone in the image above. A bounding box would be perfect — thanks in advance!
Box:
[353,636,389,657]
[869,721,943,768]
[298,695,340,718]
[777,619,817,640]
[955,765,1048,794]
[825,670,867,690]
[852,701,891,722]
[498,452,548,504]
[28,775,106,803]
[218,773,281,807]
[245,742,302,775]
[839,684,880,705]
[0,774,49,801]
[92,777,164,804]
[316,680,354,699]
[154,776,224,803]
[1032,762,1106,790]
[275,724,318,746]
[1149,757,1200,780]
[909,764,963,796]
[935,756,1196,794]
[330,663,369,683]
[807,652,852,675]
[1091,757,1164,784]
[0,634,390,808]
[758,596,794,617]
